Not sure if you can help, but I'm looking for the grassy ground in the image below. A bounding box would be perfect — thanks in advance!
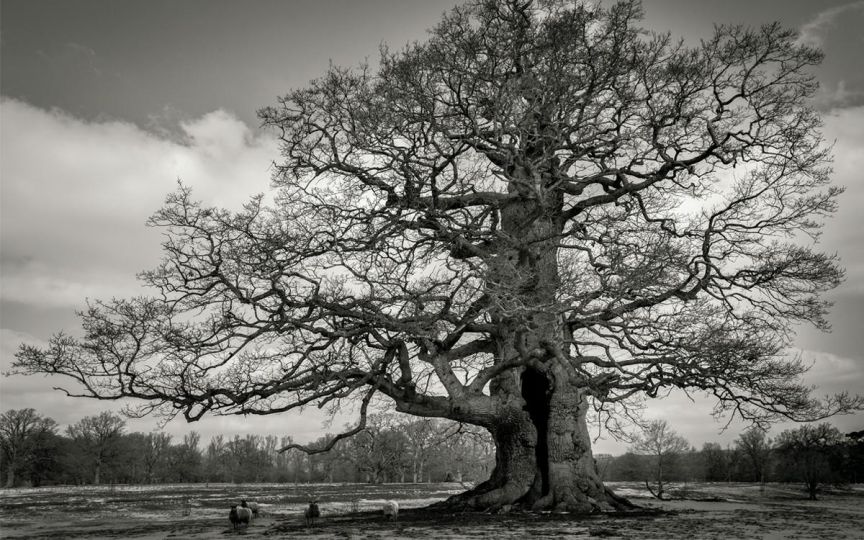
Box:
[1,481,862,539]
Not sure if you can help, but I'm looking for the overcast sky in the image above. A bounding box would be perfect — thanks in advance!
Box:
[1,0,862,455]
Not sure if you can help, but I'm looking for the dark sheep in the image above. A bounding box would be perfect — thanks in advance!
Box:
[304,501,320,527]
[228,504,250,529]
[229,504,252,529]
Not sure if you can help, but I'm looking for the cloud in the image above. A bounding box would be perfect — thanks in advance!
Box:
[0,99,350,445]
[798,2,864,48]
[0,97,277,311]
[798,2,864,111]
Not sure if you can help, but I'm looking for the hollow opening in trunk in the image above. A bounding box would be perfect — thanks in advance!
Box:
[521,367,551,495]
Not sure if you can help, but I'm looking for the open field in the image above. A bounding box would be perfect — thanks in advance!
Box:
[1,481,862,539]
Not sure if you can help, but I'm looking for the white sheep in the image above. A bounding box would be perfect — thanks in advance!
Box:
[240,499,260,518]
[382,500,399,520]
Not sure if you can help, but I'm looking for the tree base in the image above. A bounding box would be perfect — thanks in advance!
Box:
[431,481,638,514]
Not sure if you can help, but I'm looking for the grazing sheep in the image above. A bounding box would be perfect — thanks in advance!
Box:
[240,499,260,518]
[304,500,320,527]
[228,504,251,529]
[382,500,399,520]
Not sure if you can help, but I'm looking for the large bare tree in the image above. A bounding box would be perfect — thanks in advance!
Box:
[14,0,862,511]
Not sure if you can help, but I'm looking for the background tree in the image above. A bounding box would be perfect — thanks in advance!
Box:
[845,430,864,484]
[402,418,447,483]
[602,451,647,482]
[169,431,203,483]
[204,435,229,482]
[25,425,64,487]
[775,422,845,500]
[120,432,148,482]
[437,424,496,484]
[699,442,730,483]
[673,447,701,485]
[14,0,862,511]
[66,411,125,485]
[121,431,174,484]
[633,420,690,499]
[224,435,270,483]
[0,408,59,487]
[340,414,410,483]
[273,435,304,483]
[736,427,772,492]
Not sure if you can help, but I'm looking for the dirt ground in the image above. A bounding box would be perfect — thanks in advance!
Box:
[1,482,862,539]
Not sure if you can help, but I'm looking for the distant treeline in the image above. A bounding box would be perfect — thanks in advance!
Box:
[1,407,861,493]
[0,409,493,488]
[598,422,864,495]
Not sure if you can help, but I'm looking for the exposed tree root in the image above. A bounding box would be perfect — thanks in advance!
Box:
[645,481,672,501]
[432,479,638,514]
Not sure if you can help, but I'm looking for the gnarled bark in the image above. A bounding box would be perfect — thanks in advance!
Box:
[434,169,635,513]
[438,368,634,513]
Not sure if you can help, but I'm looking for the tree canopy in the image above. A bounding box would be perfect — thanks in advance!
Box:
[14,0,861,511]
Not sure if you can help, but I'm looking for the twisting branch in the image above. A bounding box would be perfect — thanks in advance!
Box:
[277,387,376,455]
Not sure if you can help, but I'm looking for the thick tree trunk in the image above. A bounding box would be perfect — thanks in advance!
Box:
[535,374,624,512]
[439,371,633,513]
[435,172,634,513]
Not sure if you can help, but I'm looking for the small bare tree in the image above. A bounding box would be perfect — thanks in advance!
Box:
[634,420,690,499]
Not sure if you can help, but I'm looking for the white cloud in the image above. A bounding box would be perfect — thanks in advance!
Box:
[181,109,253,155]
[0,101,349,444]
[0,98,277,310]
